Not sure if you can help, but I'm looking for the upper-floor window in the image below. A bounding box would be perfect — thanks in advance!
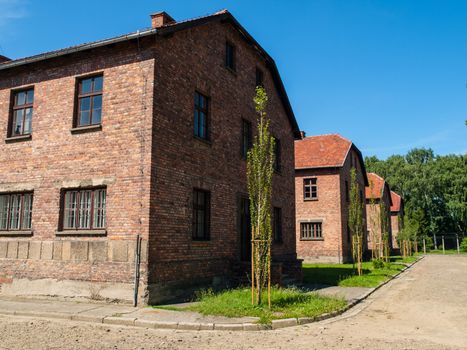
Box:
[273,137,281,172]
[76,75,103,127]
[273,207,282,243]
[241,119,252,159]
[10,88,34,137]
[300,222,323,240]
[0,192,33,231]
[192,189,210,240]
[304,178,318,200]
[61,188,106,230]
[194,92,209,140]
[225,42,236,71]
[256,68,264,87]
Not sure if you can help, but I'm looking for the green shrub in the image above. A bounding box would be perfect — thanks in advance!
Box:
[460,237,467,252]
[372,259,385,269]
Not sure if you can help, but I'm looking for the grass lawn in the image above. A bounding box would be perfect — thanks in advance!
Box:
[155,287,347,324]
[424,249,467,255]
[303,260,407,288]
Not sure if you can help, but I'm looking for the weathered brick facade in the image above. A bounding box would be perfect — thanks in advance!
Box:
[295,135,368,263]
[0,10,301,304]
[365,173,393,255]
[390,191,404,249]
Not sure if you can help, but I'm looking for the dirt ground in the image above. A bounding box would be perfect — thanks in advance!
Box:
[0,255,466,350]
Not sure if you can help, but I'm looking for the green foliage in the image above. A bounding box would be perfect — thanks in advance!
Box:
[303,261,405,288]
[365,149,467,236]
[188,287,346,324]
[247,86,275,305]
[348,168,365,275]
[461,237,467,252]
[372,259,385,269]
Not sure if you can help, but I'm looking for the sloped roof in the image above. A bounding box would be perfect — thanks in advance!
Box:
[0,9,300,138]
[365,173,393,205]
[295,134,352,168]
[295,134,369,184]
[390,191,402,212]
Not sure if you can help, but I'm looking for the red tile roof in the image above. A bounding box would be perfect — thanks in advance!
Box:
[365,173,386,199]
[390,191,402,212]
[295,134,353,169]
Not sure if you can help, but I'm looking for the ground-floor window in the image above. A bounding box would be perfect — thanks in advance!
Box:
[300,222,322,240]
[0,192,33,231]
[273,207,282,243]
[192,188,210,240]
[61,188,106,230]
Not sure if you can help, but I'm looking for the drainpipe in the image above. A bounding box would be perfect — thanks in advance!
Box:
[133,235,142,307]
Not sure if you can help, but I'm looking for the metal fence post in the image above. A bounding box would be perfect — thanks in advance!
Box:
[442,236,445,254]
[434,234,437,250]
[423,239,426,254]
[457,235,460,254]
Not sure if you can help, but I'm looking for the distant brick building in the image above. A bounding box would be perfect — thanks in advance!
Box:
[390,191,404,249]
[294,134,368,263]
[365,173,393,254]
[0,10,301,304]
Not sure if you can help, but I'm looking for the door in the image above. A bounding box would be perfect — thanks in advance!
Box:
[239,196,251,261]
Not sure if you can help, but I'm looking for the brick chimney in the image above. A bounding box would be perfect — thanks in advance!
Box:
[300,131,306,139]
[150,11,176,29]
[0,55,10,64]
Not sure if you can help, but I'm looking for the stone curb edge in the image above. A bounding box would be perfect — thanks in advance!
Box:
[0,257,424,332]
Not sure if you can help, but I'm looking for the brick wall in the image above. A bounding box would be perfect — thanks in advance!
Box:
[295,148,366,263]
[0,40,155,302]
[147,21,298,299]
[366,187,392,254]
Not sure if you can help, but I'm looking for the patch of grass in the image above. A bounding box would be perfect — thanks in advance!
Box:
[303,259,408,288]
[185,287,346,324]
[426,249,467,255]
[152,305,184,311]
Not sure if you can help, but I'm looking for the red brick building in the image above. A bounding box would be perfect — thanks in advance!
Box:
[295,134,368,263]
[390,191,404,249]
[0,10,301,304]
[365,173,393,254]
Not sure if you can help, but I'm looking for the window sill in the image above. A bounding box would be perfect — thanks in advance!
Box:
[194,136,212,146]
[70,124,102,134]
[56,230,107,236]
[304,198,319,201]
[5,134,32,143]
[0,230,33,237]
[300,238,324,242]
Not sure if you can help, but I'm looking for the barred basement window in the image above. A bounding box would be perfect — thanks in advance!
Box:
[10,88,34,136]
[241,119,252,159]
[62,188,106,230]
[194,91,209,140]
[300,222,322,240]
[76,75,103,127]
[304,178,318,200]
[0,193,33,231]
[192,189,210,240]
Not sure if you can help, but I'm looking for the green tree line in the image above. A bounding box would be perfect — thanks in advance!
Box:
[365,148,467,240]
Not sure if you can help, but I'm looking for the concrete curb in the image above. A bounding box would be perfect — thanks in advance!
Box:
[0,257,423,332]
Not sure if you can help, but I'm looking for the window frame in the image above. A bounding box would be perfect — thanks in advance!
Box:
[345,180,350,202]
[9,87,34,137]
[74,74,104,128]
[303,178,318,200]
[0,192,33,232]
[300,221,323,241]
[59,187,107,231]
[225,41,236,71]
[194,91,210,141]
[273,207,283,243]
[192,188,211,241]
[241,118,252,159]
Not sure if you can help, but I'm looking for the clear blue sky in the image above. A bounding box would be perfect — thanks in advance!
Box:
[1,0,466,159]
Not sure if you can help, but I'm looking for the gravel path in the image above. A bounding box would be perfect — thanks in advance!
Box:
[0,255,466,350]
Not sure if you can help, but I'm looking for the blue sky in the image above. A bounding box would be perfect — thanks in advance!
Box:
[1,0,466,159]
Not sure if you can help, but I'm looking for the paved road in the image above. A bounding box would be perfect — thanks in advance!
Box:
[0,255,466,349]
